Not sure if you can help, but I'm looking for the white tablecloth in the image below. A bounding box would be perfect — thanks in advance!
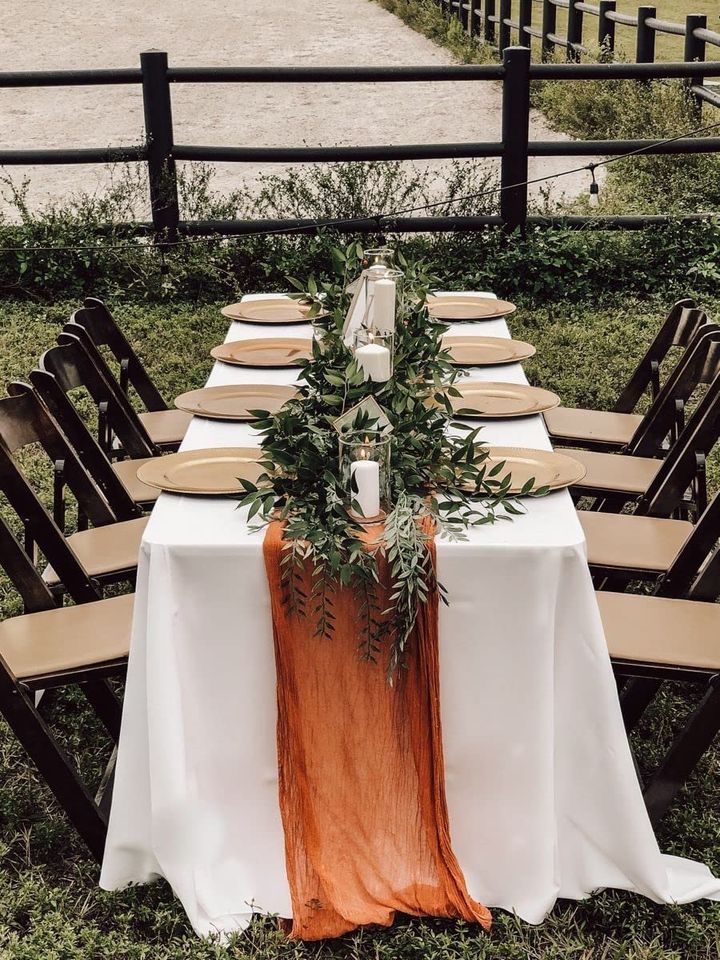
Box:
[101,295,720,936]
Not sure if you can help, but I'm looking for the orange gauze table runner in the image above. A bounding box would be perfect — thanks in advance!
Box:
[263,519,491,940]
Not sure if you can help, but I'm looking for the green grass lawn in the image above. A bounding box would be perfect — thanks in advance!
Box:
[0,293,718,959]
[532,0,720,62]
[377,0,720,65]
[565,0,720,62]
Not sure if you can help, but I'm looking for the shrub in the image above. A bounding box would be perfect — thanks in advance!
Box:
[536,71,720,215]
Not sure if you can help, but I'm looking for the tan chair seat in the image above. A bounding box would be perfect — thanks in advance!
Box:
[112,457,160,504]
[597,590,720,671]
[44,517,148,586]
[0,592,133,680]
[544,406,643,447]
[138,409,192,446]
[580,510,692,572]
[567,448,662,495]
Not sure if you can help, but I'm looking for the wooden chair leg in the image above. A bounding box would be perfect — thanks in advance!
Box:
[643,678,720,826]
[0,677,107,860]
[81,680,123,743]
[620,677,663,733]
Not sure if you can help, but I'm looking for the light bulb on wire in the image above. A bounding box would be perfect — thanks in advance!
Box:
[588,165,600,208]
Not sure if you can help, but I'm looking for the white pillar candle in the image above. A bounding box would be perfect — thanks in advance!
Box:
[350,458,380,519]
[367,264,387,280]
[364,266,386,326]
[355,342,391,382]
[373,278,396,335]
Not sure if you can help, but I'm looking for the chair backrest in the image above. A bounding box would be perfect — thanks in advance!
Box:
[0,388,116,529]
[36,335,157,460]
[12,380,141,523]
[628,321,720,457]
[614,298,703,413]
[0,432,101,611]
[659,491,720,601]
[59,327,160,456]
[72,298,167,412]
[0,509,60,615]
[639,368,720,518]
[687,532,720,603]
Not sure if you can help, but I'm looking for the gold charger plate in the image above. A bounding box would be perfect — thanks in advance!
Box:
[174,384,297,421]
[211,337,313,367]
[444,335,536,366]
[450,381,560,418]
[136,447,263,495]
[427,296,516,321]
[479,446,587,494]
[221,298,327,325]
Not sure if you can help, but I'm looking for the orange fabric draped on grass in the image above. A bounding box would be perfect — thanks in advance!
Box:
[263,519,492,941]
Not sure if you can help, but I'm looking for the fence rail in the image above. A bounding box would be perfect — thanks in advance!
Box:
[0,50,718,239]
[442,0,720,73]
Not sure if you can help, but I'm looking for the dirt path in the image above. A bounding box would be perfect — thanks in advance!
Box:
[0,0,597,217]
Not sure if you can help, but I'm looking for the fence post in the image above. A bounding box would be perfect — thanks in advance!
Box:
[566,1,584,61]
[541,0,557,60]
[519,0,533,46]
[485,0,496,44]
[468,0,478,36]
[459,0,468,29]
[140,50,179,243]
[500,46,531,232]
[598,0,616,53]
[684,13,707,119]
[636,6,656,63]
[499,0,512,50]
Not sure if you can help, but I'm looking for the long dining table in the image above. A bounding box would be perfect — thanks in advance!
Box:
[101,293,720,936]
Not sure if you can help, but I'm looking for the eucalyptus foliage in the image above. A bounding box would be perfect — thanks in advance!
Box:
[240,245,533,676]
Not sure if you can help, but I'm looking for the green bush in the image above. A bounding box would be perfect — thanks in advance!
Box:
[0,159,719,306]
[535,73,720,215]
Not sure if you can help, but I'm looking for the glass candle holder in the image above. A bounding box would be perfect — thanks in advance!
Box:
[339,431,391,522]
[353,328,394,383]
[360,267,404,336]
[363,246,395,271]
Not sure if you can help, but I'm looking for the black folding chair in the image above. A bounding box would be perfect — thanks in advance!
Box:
[569,326,720,513]
[0,439,132,859]
[582,374,720,750]
[0,387,146,592]
[598,527,720,824]
[28,361,160,513]
[580,364,720,585]
[36,332,157,459]
[546,299,704,452]
[66,299,192,451]
[628,320,720,457]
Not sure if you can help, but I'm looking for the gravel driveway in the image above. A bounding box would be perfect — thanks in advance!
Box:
[0,0,597,217]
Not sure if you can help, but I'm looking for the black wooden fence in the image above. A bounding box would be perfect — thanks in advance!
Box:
[0,50,719,238]
[440,0,720,80]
